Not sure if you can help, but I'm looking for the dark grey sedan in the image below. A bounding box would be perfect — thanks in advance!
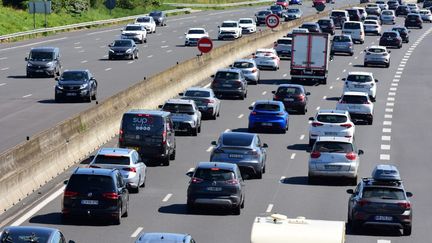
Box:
[149,10,167,26]
[0,226,74,243]
[108,39,139,60]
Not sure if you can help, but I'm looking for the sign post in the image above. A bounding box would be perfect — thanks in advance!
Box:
[28,1,52,29]
[197,37,213,55]
[105,0,116,15]
[265,14,280,29]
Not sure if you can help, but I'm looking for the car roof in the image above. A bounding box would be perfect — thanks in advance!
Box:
[136,232,191,243]
[221,131,255,141]
[188,27,205,31]
[317,109,348,115]
[332,10,348,12]
[97,148,134,156]
[62,69,89,73]
[239,17,254,20]
[368,45,387,50]
[342,91,369,96]
[165,99,195,105]
[256,48,275,52]
[30,47,58,52]
[348,71,373,76]
[185,87,212,92]
[277,84,304,89]
[217,68,242,73]
[114,39,134,42]
[372,164,401,181]
[316,136,353,143]
[234,58,255,63]
[126,24,143,27]
[278,37,292,40]
[2,226,58,236]
[334,34,352,38]
[197,162,238,170]
[73,167,116,176]
[125,109,170,117]
[254,100,283,106]
[222,20,238,23]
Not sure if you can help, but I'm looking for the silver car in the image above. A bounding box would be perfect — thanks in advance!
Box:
[89,148,147,193]
[179,87,221,119]
[135,233,195,243]
[308,136,364,185]
[285,8,303,21]
[160,99,202,136]
[419,9,432,22]
[331,34,354,56]
[274,37,292,59]
[364,45,391,68]
[380,10,396,24]
[210,132,268,179]
[232,59,260,84]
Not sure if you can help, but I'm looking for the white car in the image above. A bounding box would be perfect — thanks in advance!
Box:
[352,7,368,20]
[364,45,391,68]
[184,28,209,46]
[363,20,382,35]
[375,0,388,10]
[238,18,257,34]
[121,24,147,44]
[253,48,280,70]
[218,20,242,40]
[286,27,309,37]
[336,91,374,125]
[407,3,419,12]
[342,71,378,101]
[419,9,432,23]
[308,110,355,146]
[135,16,156,33]
[380,10,396,24]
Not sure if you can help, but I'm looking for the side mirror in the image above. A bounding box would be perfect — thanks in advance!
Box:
[186,171,194,177]
[184,33,187,35]
[178,92,184,96]
[408,30,411,33]
[63,180,69,185]
[375,79,378,82]
[211,141,217,146]
[308,117,314,121]
[25,57,28,61]
[346,189,354,194]
[263,143,268,148]
[55,77,59,81]
[358,149,364,155]
[68,241,76,243]
[158,105,163,109]
[306,92,311,96]
[108,44,112,47]
[388,50,392,53]
[406,192,413,197]
[229,64,233,68]
[248,106,253,110]
[271,91,276,94]
[342,78,346,81]
[217,25,220,28]
[211,74,215,78]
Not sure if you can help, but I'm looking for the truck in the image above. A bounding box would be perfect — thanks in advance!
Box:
[251,214,346,243]
[290,33,330,85]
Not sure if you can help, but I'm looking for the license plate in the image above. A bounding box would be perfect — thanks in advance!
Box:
[325,165,341,170]
[229,154,243,158]
[222,84,232,87]
[115,53,124,55]
[304,71,312,74]
[324,132,338,136]
[354,85,364,88]
[81,200,98,205]
[207,187,222,191]
[35,70,43,72]
[66,93,77,96]
[284,98,294,101]
[375,215,393,221]
[348,105,359,110]
[261,122,273,126]
[410,20,416,22]
[128,146,140,151]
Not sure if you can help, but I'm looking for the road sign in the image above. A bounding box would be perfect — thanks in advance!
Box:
[105,0,116,10]
[197,37,213,53]
[265,14,280,29]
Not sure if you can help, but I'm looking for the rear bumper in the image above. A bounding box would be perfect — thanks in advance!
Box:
[308,168,357,178]
[120,143,169,159]
[62,207,119,218]
[249,119,287,130]
[27,67,55,76]
[188,195,241,207]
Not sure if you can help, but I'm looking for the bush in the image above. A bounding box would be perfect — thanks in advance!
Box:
[2,0,28,9]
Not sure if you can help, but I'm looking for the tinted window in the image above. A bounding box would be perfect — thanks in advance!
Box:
[188,29,205,34]
[318,19,331,25]
[407,15,420,19]
[221,22,237,27]
[163,103,194,113]
[29,51,54,61]
[341,95,368,104]
[333,35,351,42]
[233,62,254,68]
[184,90,211,97]
[194,168,235,181]
[94,155,130,165]
[67,174,115,192]
[347,74,373,82]
[392,28,407,33]
[215,71,240,80]
[270,5,282,10]
[316,114,348,123]
[258,11,271,15]
[0,231,51,243]
[277,87,301,95]
[362,187,406,200]
[60,71,87,81]
[331,11,346,17]
[149,11,162,16]
[222,134,253,146]
[255,104,280,111]
[364,20,378,25]
[314,142,353,153]
[344,22,361,29]
[122,114,164,134]
[125,26,142,31]
[382,11,393,15]
[277,39,292,45]
[287,9,299,13]
[239,19,253,24]
[113,40,133,47]
[382,32,397,38]
[137,17,151,22]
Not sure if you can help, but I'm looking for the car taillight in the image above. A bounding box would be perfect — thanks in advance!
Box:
[346,152,357,160]
[225,179,239,185]
[248,150,259,157]
[311,151,321,158]
[398,202,411,210]
[274,43,278,47]
[162,130,167,145]
[119,129,124,143]
[340,123,352,128]
[358,199,370,207]
[274,95,280,100]
[297,94,305,101]
[89,165,100,168]
[251,68,257,73]
[204,99,214,104]
[312,122,323,127]
[102,192,119,200]
[363,101,370,104]
[123,167,137,173]
[251,111,257,115]
[191,177,203,184]
[64,191,78,197]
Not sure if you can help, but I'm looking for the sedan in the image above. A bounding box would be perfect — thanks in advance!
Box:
[392,26,410,43]
[285,8,303,21]
[342,71,378,101]
[272,84,310,114]
[253,49,280,70]
[248,100,289,133]
[55,70,97,102]
[0,226,74,243]
[364,45,391,67]
[210,132,268,179]
[179,87,221,119]
[380,10,396,24]
[232,58,260,84]
[379,31,402,48]
[108,39,139,60]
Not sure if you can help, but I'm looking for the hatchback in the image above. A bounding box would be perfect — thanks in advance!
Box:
[376,0,389,10]
[396,5,410,16]
[317,18,335,35]
[380,10,396,24]
[419,9,432,22]
[407,3,419,11]
[364,45,391,67]
[248,100,289,133]
[54,70,98,102]
[342,21,365,44]
[379,31,402,48]
[336,91,374,125]
[136,233,196,243]
[272,84,310,114]
[300,22,321,33]
[274,37,293,59]
[179,87,221,119]
[149,10,167,26]
[391,26,410,42]
[365,15,381,24]
[210,132,268,178]
[269,5,285,17]
[253,48,280,70]
[342,71,378,101]
[363,20,382,35]
[232,59,260,84]
[255,10,272,25]
[0,226,74,243]
[211,68,248,99]
[331,34,354,55]
[285,8,303,21]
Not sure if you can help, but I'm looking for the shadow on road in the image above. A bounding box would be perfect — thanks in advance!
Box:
[158,204,234,216]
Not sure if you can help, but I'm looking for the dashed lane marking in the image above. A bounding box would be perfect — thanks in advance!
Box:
[384,114,393,119]
[266,204,274,213]
[22,94,32,98]
[300,135,305,140]
[381,136,391,141]
[383,128,392,133]
[238,114,244,119]
[162,193,172,202]
[262,91,267,95]
[383,120,392,126]
[105,68,112,71]
[131,227,143,238]
[316,106,320,110]
[385,108,393,113]
[291,153,296,159]
[380,154,390,160]
[381,144,391,150]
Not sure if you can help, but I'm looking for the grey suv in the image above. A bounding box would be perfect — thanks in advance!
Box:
[211,68,248,99]
[160,99,202,136]
[25,47,61,78]
[149,10,167,26]
[186,162,245,215]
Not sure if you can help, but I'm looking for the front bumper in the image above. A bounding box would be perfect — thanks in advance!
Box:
[55,88,90,99]
[27,66,55,76]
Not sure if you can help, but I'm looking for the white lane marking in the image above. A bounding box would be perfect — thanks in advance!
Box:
[99,45,106,48]
[349,62,352,65]
[387,97,395,101]
[380,154,390,160]
[343,69,346,72]
[354,56,358,59]
[74,46,82,49]
[79,50,85,53]
[203,82,211,88]
[299,135,305,140]
[238,114,244,119]
[384,114,393,119]
[161,45,169,48]
[11,186,65,226]
[329,86,333,89]
[0,57,7,60]
[396,71,403,74]
[161,40,167,43]
[381,144,391,150]
[383,128,392,133]
[394,75,401,78]
[316,106,320,110]
[105,68,112,71]
[388,92,396,96]
[81,60,88,63]
[392,79,399,82]
[290,153,296,159]
[407,50,412,53]
[128,61,134,64]
[1,67,9,71]
[0,83,6,87]
[86,28,120,35]
[147,55,153,58]
[280,176,286,182]
[383,120,392,126]
[390,87,397,91]
[385,108,393,113]
[262,91,267,95]
[399,64,405,67]
[391,83,398,86]
[250,102,255,106]
[166,50,172,53]
[0,37,67,52]
[283,73,287,78]
[336,77,340,80]
[22,94,32,98]
[206,146,213,152]
[224,129,230,132]
[404,55,410,58]
[178,36,183,39]
[162,193,172,202]
[323,96,327,100]
[377,240,391,243]
[382,136,391,141]
[371,41,375,44]
[266,204,274,213]
[95,38,101,40]
[360,51,364,54]
[131,227,143,238]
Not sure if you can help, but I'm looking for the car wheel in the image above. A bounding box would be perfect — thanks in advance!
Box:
[135,52,139,59]
[403,224,412,236]
[130,53,135,60]
[281,126,287,134]
[364,62,368,67]
[113,206,121,225]
[91,90,97,100]
[140,176,146,187]
[144,38,147,43]
[162,158,170,166]
[186,202,194,213]
[386,62,390,68]
[55,95,61,103]
[256,170,263,179]
[350,176,358,186]
[300,106,307,115]
[169,148,176,160]
[308,175,318,185]
[320,78,327,85]
[84,95,91,103]
[350,219,360,233]
[131,183,139,193]
[233,204,241,215]
[191,127,198,136]
[368,117,373,125]
[198,124,201,133]
[309,139,315,147]
[241,197,245,208]
[212,112,217,120]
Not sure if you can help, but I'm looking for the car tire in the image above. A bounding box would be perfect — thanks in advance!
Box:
[308,175,318,185]
[186,202,194,213]
[55,95,61,103]
[198,124,201,133]
[191,127,198,136]
[403,224,412,236]
[368,117,373,125]
[61,214,71,224]
[91,90,97,100]
[169,148,176,160]
[350,219,360,233]
[350,52,354,56]
[130,53,135,60]
[364,62,368,67]
[84,95,91,103]
[130,184,139,193]
[350,176,358,186]
[386,62,390,68]
[241,197,245,208]
[309,139,315,147]
[135,52,139,59]
[300,107,307,115]
[256,170,263,179]
[113,207,121,225]
[162,158,170,166]
[140,176,146,188]
[233,205,241,215]
[248,126,255,133]
[321,78,327,85]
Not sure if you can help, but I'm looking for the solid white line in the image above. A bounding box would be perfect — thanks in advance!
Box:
[266,204,274,213]
[0,57,7,60]
[131,227,143,238]
[384,114,393,119]
[203,82,211,88]
[22,94,32,98]
[316,106,320,110]
[105,68,112,71]
[206,146,213,152]
[383,128,392,133]
[238,114,244,119]
[377,240,391,243]
[0,67,9,71]
[383,120,392,126]
[291,153,296,159]
[382,136,391,141]
[81,60,88,63]
[0,37,67,52]
[381,144,391,150]
[380,154,390,160]
[162,193,172,202]
[0,83,6,87]
[11,186,65,226]
[262,91,267,95]
[299,135,305,140]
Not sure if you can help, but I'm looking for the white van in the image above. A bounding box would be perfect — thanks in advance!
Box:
[342,21,365,44]
[251,214,346,243]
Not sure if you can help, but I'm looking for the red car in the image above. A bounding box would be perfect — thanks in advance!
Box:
[312,0,326,6]
[276,0,289,8]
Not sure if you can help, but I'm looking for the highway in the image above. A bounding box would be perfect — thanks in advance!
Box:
[1,1,432,243]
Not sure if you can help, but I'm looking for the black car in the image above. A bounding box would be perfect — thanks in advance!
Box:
[0,226,74,243]
[108,39,139,60]
[300,22,321,33]
[269,5,284,17]
[255,10,272,25]
[396,5,410,16]
[388,0,400,10]
[379,31,403,48]
[346,8,362,21]
[392,26,410,42]
[119,110,176,166]
[317,18,336,35]
[211,68,248,99]
[149,10,167,26]
[62,168,129,225]
[54,70,98,102]
[25,47,61,78]
[405,13,423,28]
[272,84,310,114]
[186,162,245,215]
[424,0,432,8]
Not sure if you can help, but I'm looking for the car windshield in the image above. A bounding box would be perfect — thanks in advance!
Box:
[301,24,317,29]
[239,19,253,24]
[194,168,234,181]
[122,114,164,134]
[277,87,301,95]
[333,35,351,42]
[347,74,373,82]
[368,48,385,53]
[341,95,368,104]
[233,62,254,68]
[112,40,133,47]
[163,103,194,113]
[331,11,346,17]
[215,71,240,80]
[362,187,406,200]
[94,155,130,165]
[221,22,237,27]
[316,114,348,123]
[277,0,286,2]
[184,90,211,97]
[67,174,115,192]
[382,32,397,37]
[125,26,142,31]
[287,9,300,13]
[270,5,282,10]
[314,141,353,153]
[29,51,54,61]
[60,71,87,81]
[188,29,205,34]
[0,231,51,243]
[136,17,151,23]
[222,134,253,146]
[382,11,393,15]
[376,1,385,4]
[149,11,162,16]
[318,20,331,24]
[407,15,419,19]
[277,39,292,45]
[258,11,271,15]
[392,28,407,33]
[254,104,280,111]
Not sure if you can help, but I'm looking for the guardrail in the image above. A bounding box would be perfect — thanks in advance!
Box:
[0,8,192,43]
[164,0,273,7]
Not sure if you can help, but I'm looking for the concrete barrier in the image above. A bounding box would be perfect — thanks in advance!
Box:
[0,5,359,214]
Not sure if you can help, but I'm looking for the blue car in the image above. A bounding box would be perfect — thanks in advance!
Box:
[248,100,289,133]
[290,0,303,4]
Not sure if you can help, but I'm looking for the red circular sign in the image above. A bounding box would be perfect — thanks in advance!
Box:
[265,14,280,29]
[197,37,213,53]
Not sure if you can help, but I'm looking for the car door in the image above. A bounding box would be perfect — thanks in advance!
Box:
[256,136,266,164]
[166,117,175,151]
[132,151,144,181]
[349,183,362,215]
[116,172,128,211]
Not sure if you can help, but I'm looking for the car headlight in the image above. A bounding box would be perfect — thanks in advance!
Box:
[109,49,114,53]
[46,61,53,66]
[27,63,34,67]
[126,49,132,53]
[80,83,89,89]
[56,85,64,90]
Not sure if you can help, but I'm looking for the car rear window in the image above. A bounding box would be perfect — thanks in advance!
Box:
[184,90,210,97]
[347,74,373,82]
[222,134,253,146]
[215,71,240,80]
[344,22,361,29]
[194,168,235,181]
[382,32,397,38]
[67,174,115,192]
[0,231,51,243]
[29,51,54,61]
[255,104,280,111]
[277,39,292,45]
[362,187,406,200]
[333,35,351,42]
[314,141,353,153]
[287,9,299,13]
[188,29,205,34]
[258,11,271,15]
[125,26,142,31]
[239,19,253,24]
[341,95,368,104]
[318,19,331,25]
[364,20,377,25]
[301,24,318,29]
[331,11,346,17]
[233,62,254,69]
[93,155,130,165]
[122,114,164,134]
[316,114,348,123]
[392,28,407,33]
[382,11,394,15]
[277,87,301,95]
[221,22,237,27]
[270,5,282,10]
[163,103,194,113]
[136,17,151,22]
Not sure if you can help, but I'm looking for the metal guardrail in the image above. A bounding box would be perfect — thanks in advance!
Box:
[0,8,192,42]
[164,0,273,7]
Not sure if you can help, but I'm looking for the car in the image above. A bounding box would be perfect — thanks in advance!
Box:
[255,10,272,25]
[184,28,209,46]
[274,37,293,59]
[290,0,302,4]
[276,0,290,8]
[366,4,381,16]
[210,132,268,178]
[285,8,303,21]
[25,47,61,78]
[253,48,280,70]
[380,10,396,24]
[363,20,382,35]
[0,226,74,243]
[395,5,410,16]
[134,16,156,33]
[211,68,248,99]
[286,27,309,37]
[376,0,389,10]
[135,233,195,243]
[342,71,378,101]
[352,7,367,20]
[61,167,129,225]
[387,0,400,10]
[347,167,413,235]
[149,10,167,26]
[308,109,355,146]
[330,10,349,28]
[248,100,289,133]
[317,18,336,35]
[269,5,285,17]
[108,39,139,60]
[272,84,310,114]
[239,18,257,34]
[342,21,365,44]
[186,162,245,214]
[360,0,371,4]
[419,9,432,22]
[424,0,432,8]
[118,110,176,166]
[232,58,260,84]
[346,8,362,21]
[179,87,221,119]
[218,20,242,40]
[364,45,391,67]
[365,15,381,24]
[159,99,202,136]
[379,31,403,48]
[312,0,326,7]
[308,136,363,185]
[121,24,147,44]
[300,22,322,33]
[331,34,354,56]
[407,3,419,11]
[54,70,98,102]
[391,26,410,43]
[88,148,146,193]
[336,91,374,125]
